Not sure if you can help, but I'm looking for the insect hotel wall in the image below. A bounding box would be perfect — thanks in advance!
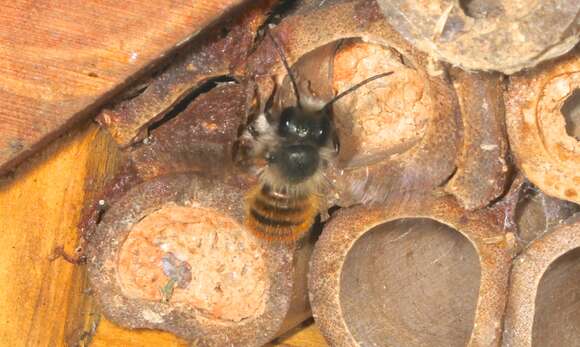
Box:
[84,2,314,345]
[80,0,580,346]
[304,3,579,347]
[86,173,313,346]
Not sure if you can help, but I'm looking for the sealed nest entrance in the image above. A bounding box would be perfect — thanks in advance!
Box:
[561,88,580,140]
[117,204,268,323]
[331,39,431,165]
[276,38,432,166]
[532,247,580,346]
[339,218,480,347]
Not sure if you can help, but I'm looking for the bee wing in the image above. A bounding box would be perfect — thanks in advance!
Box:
[331,158,437,208]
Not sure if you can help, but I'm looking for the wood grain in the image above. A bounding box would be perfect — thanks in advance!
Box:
[0,117,327,346]
[0,123,116,345]
[91,319,325,347]
[62,125,124,346]
[268,322,328,347]
[91,319,187,347]
[0,122,193,346]
[0,0,243,174]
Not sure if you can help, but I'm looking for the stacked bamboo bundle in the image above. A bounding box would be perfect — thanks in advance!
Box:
[81,0,580,346]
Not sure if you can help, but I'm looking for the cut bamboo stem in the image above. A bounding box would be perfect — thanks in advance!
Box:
[445,69,509,210]
[503,214,580,346]
[128,83,245,181]
[309,193,514,347]
[86,173,310,346]
[97,0,276,147]
[506,48,580,205]
[376,0,579,73]
[245,1,459,206]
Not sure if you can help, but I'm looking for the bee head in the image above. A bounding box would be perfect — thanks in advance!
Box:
[260,30,392,185]
[277,106,331,146]
[263,106,332,183]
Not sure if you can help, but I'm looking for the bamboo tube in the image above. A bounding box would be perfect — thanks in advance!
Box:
[245,1,459,206]
[376,0,579,73]
[309,193,514,347]
[128,83,246,181]
[97,0,276,147]
[309,196,513,346]
[86,173,311,346]
[503,214,580,346]
[445,69,509,210]
[506,48,580,205]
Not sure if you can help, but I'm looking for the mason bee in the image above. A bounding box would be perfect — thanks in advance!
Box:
[242,32,393,242]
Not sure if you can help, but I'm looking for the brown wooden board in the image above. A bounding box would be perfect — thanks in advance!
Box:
[0,0,244,174]
[0,115,324,345]
[0,123,121,345]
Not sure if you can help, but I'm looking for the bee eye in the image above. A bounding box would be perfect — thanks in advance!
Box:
[278,107,299,137]
[313,115,330,145]
[278,107,332,144]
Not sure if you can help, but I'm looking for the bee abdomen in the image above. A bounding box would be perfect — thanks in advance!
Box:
[245,186,318,242]
[249,208,301,227]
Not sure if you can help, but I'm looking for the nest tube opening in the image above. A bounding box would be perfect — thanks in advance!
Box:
[339,218,481,347]
[86,174,299,346]
[561,87,580,140]
[309,195,512,347]
[532,246,580,346]
[116,204,269,323]
[504,214,580,347]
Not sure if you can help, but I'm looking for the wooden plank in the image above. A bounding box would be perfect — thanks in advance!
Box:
[0,123,120,345]
[268,321,329,347]
[91,319,188,347]
[0,0,243,174]
[0,122,193,346]
[0,117,329,345]
[61,126,124,346]
[93,319,326,347]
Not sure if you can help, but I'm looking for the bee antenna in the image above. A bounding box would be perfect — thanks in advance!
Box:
[266,30,302,108]
[324,72,393,108]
